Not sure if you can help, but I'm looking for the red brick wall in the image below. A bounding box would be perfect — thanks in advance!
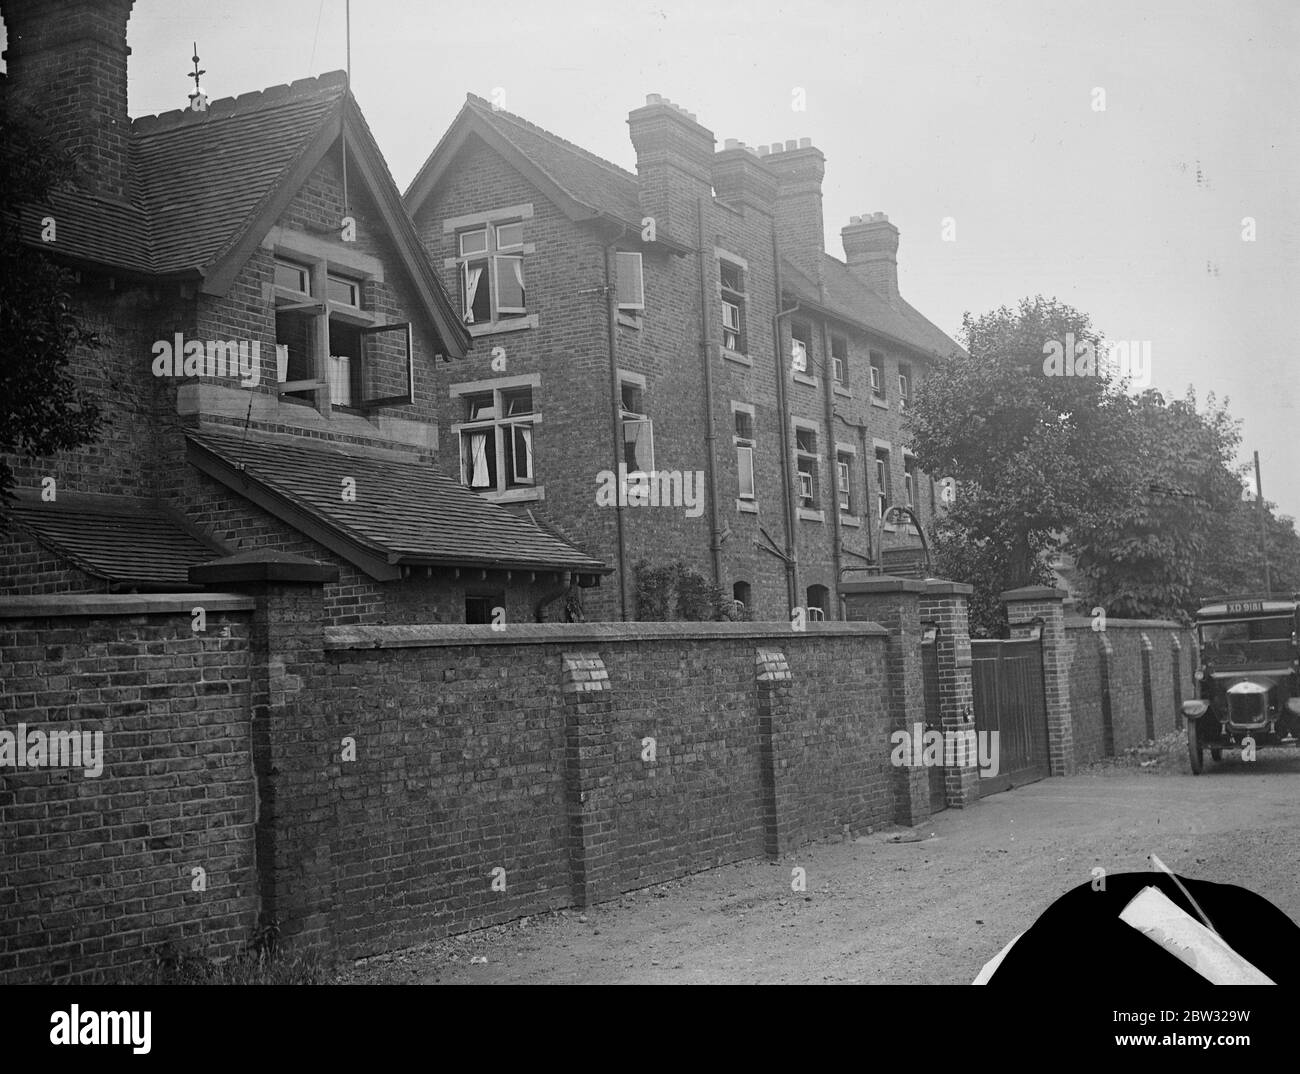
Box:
[0,596,258,983]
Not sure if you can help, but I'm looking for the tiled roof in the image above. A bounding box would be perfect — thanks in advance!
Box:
[8,496,222,589]
[186,430,608,576]
[782,256,962,359]
[463,95,645,226]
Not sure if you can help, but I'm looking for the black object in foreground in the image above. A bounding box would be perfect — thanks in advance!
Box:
[986,872,1300,986]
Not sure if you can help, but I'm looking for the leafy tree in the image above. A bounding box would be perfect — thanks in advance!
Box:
[908,297,1135,635]
[0,98,102,523]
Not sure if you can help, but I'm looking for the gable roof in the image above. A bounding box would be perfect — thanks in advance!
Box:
[781,256,962,360]
[7,493,228,590]
[405,94,689,252]
[17,71,470,357]
[185,430,609,581]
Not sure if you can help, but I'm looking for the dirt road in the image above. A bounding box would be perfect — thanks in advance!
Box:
[338,741,1300,984]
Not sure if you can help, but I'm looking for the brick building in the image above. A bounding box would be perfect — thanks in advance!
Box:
[405,93,962,622]
[0,0,608,624]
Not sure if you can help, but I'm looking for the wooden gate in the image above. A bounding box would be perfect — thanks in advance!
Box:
[970,636,1049,796]
[921,628,946,813]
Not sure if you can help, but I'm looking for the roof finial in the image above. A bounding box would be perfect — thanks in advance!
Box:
[187,42,208,112]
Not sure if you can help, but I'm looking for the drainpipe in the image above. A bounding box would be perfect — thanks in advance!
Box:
[602,231,630,620]
[696,197,724,595]
[819,317,843,619]
[771,233,800,614]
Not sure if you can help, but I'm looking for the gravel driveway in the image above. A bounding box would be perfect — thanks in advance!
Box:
[338,739,1300,984]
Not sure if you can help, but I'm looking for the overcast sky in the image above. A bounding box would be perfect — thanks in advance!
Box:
[6,0,1297,520]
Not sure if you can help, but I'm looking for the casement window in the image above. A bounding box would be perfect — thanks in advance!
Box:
[870,351,886,399]
[720,260,747,353]
[837,452,853,513]
[458,385,536,492]
[791,320,810,375]
[875,448,892,520]
[795,426,819,509]
[621,379,654,473]
[456,220,526,326]
[734,408,756,500]
[831,335,848,385]
[904,455,919,508]
[272,255,410,413]
[616,251,645,312]
[898,362,912,410]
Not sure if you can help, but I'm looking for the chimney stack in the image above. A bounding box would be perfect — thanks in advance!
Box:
[627,93,715,240]
[762,138,826,281]
[842,212,900,301]
[1,0,136,200]
[711,139,777,215]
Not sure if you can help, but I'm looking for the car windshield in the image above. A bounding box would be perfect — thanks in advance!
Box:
[1200,617,1293,646]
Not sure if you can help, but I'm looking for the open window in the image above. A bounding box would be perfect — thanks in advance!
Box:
[621,380,654,473]
[720,259,746,353]
[459,384,536,492]
[791,320,810,375]
[734,407,755,501]
[795,426,819,510]
[457,221,527,326]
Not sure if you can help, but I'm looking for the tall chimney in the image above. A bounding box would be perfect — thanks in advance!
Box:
[711,140,777,215]
[842,212,900,301]
[1,0,136,200]
[762,138,825,281]
[627,94,714,240]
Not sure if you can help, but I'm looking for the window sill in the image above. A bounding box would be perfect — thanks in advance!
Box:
[476,486,544,504]
[871,396,889,410]
[792,372,818,388]
[840,514,862,528]
[833,385,852,399]
[721,348,752,367]
[617,311,642,329]
[798,507,825,522]
[467,315,538,338]
[737,499,758,514]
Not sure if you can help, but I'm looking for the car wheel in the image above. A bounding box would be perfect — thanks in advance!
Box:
[1188,720,1204,774]
[1210,748,1222,762]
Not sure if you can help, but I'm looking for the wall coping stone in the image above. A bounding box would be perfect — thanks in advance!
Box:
[1001,585,1068,600]
[1064,616,1187,631]
[0,593,255,619]
[922,579,974,596]
[325,620,888,650]
[838,576,928,595]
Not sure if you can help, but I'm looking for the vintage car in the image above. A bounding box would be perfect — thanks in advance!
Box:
[1183,595,1300,773]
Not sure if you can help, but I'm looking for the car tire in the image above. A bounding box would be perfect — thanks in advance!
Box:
[1188,720,1204,774]
[1210,748,1222,762]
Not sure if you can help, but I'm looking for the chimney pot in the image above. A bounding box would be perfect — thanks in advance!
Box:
[757,145,770,156]
[785,139,798,151]
[647,93,661,105]
[798,137,811,149]
[725,138,739,150]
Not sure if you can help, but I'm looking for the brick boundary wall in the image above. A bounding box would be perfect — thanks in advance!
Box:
[2,571,899,977]
[1062,616,1195,766]
[0,593,259,984]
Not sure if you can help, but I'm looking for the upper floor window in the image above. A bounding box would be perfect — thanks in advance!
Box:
[459,385,536,492]
[734,408,756,501]
[795,426,819,510]
[806,584,829,621]
[457,221,526,326]
[904,455,919,508]
[870,351,886,400]
[831,335,848,385]
[837,451,854,513]
[898,362,913,410]
[617,251,645,312]
[791,320,810,375]
[875,448,892,519]
[720,260,747,353]
[621,379,654,472]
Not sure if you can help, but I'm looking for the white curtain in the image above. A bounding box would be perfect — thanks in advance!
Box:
[469,432,489,487]
[464,264,483,323]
